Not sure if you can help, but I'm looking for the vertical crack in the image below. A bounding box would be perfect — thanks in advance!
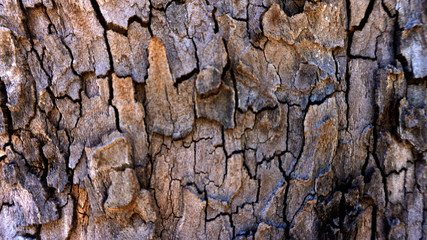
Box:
[371,205,377,240]
[88,0,115,75]
[0,79,13,147]
[89,0,124,133]
[345,0,377,130]
[344,0,352,131]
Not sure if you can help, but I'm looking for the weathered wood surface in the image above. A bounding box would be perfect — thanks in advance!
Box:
[0,0,425,239]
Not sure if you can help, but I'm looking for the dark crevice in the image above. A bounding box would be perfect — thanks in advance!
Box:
[0,201,15,213]
[89,0,107,28]
[380,0,396,18]
[290,193,316,225]
[89,0,124,133]
[385,168,407,177]
[89,0,115,74]
[349,55,377,61]
[205,211,232,222]
[128,15,148,28]
[183,181,205,195]
[41,4,58,35]
[220,126,228,178]
[307,90,337,107]
[152,0,175,12]
[17,0,34,43]
[108,75,122,133]
[147,0,154,36]
[396,54,414,81]
[372,84,390,207]
[241,151,256,179]
[190,37,201,73]
[212,7,219,34]
[281,0,307,17]
[282,178,291,239]
[391,8,413,81]
[106,23,128,36]
[362,152,373,183]
[345,0,377,132]
[350,0,377,32]
[282,101,308,236]
[14,0,41,133]
[344,0,352,132]
[58,35,82,79]
[220,37,239,128]
[406,77,427,85]
[174,68,199,88]
[229,213,236,239]
[0,79,13,146]
[39,143,50,188]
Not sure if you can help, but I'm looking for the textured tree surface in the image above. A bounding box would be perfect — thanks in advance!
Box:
[0,0,426,239]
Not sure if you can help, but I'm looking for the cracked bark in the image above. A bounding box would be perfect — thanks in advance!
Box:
[0,0,425,239]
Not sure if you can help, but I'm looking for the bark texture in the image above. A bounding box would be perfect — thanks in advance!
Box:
[0,0,426,239]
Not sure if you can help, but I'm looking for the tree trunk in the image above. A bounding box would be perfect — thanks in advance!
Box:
[0,0,425,239]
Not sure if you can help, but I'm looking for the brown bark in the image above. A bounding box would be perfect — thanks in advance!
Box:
[0,0,425,239]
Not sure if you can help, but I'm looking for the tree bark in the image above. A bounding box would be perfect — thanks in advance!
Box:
[0,0,425,239]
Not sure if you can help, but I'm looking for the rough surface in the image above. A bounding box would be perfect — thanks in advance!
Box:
[0,0,425,239]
